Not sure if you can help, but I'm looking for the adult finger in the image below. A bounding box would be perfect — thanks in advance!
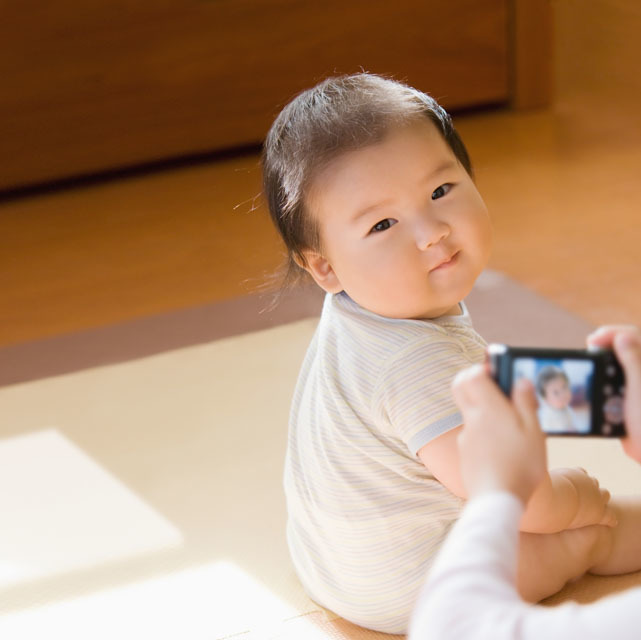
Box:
[451,364,486,407]
[587,325,637,349]
[614,330,641,452]
[452,364,508,410]
[613,329,641,385]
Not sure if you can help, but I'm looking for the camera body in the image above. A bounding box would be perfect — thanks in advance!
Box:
[488,344,626,437]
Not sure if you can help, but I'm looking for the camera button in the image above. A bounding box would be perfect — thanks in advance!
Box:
[603,384,614,396]
[606,364,617,377]
[602,423,613,435]
[604,395,624,425]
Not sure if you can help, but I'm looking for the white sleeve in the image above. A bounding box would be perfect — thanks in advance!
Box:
[408,491,641,640]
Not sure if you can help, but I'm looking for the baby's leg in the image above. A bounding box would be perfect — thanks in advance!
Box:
[518,496,641,601]
[590,496,641,575]
[517,525,612,602]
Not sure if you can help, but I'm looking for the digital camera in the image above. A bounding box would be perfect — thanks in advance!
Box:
[488,344,626,437]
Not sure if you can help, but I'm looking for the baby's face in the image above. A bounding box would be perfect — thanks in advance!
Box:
[304,119,492,319]
[544,377,572,410]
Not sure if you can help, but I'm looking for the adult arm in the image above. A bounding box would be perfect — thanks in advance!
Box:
[411,350,641,639]
[409,490,641,640]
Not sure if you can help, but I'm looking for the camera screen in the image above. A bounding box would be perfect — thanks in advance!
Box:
[511,357,595,434]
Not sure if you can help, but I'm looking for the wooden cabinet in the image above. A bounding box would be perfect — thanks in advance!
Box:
[1,0,551,191]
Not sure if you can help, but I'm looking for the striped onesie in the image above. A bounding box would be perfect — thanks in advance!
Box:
[284,291,487,633]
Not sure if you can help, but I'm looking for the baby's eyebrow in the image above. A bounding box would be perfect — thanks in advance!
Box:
[350,198,394,223]
[423,160,459,181]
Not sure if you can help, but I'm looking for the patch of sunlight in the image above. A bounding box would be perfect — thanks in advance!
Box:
[0,429,182,588]
[0,560,307,639]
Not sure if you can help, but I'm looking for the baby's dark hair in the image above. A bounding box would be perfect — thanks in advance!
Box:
[536,366,570,398]
[261,73,473,289]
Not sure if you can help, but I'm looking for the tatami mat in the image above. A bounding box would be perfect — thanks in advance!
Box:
[0,318,317,638]
[1,271,640,639]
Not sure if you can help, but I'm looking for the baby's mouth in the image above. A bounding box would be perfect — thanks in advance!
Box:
[430,250,460,272]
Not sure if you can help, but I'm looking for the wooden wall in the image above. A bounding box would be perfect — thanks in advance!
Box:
[0,0,553,192]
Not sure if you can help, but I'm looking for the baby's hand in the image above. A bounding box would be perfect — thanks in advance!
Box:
[561,467,617,529]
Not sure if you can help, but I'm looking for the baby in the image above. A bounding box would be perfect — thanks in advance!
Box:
[536,365,581,433]
[262,73,638,634]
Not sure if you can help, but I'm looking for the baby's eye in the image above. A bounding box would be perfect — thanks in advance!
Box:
[431,184,452,200]
[370,218,397,233]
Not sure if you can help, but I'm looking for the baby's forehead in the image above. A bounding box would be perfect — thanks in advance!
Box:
[313,120,450,180]
[303,118,455,214]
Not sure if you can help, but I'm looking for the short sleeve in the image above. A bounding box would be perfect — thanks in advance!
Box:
[373,336,477,455]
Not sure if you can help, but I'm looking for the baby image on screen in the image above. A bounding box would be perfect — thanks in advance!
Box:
[536,366,582,433]
[512,359,592,434]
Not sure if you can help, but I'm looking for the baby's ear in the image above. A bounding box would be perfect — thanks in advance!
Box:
[296,251,343,294]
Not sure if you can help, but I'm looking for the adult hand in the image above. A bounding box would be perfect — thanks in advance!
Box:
[587,325,641,462]
[452,364,547,505]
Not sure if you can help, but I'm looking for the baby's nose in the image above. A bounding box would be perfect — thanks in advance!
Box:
[415,219,450,250]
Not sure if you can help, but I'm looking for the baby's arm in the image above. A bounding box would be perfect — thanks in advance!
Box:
[417,426,467,497]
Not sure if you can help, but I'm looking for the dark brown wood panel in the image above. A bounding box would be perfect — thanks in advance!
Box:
[509,0,554,107]
[1,0,509,190]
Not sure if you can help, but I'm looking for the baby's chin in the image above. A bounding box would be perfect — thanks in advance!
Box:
[344,287,464,320]
[376,303,461,321]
